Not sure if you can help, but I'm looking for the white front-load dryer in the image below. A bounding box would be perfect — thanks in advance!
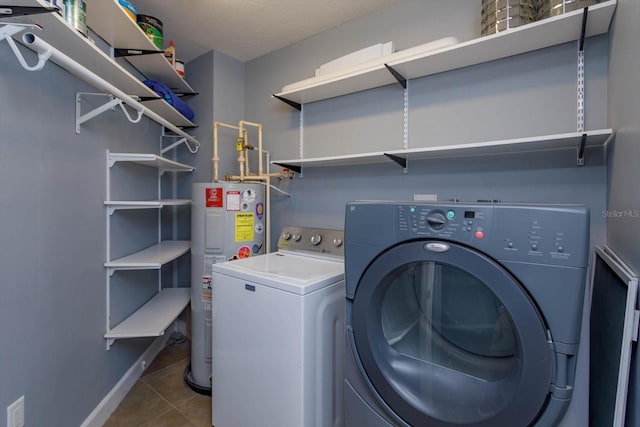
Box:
[211,227,346,427]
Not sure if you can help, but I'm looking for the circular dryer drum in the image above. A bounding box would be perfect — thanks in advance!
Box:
[351,240,552,427]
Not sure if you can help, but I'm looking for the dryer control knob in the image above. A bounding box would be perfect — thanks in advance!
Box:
[292,234,302,242]
[282,232,292,240]
[310,233,322,246]
[426,211,447,230]
[333,238,343,247]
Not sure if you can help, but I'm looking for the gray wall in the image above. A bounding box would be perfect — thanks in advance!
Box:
[607,0,640,271]
[606,0,640,425]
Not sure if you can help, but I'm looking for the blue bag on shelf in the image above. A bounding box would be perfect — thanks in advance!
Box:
[143,79,195,122]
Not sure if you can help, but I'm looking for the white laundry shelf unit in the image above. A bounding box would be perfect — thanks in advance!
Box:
[87,0,195,95]
[104,150,193,349]
[104,288,190,341]
[272,129,613,169]
[274,1,616,105]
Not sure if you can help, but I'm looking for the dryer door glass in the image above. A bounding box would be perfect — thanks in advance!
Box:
[381,261,517,381]
[351,240,552,427]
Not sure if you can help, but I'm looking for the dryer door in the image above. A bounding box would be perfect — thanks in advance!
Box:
[350,240,552,427]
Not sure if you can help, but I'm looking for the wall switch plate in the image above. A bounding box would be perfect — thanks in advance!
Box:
[7,395,24,427]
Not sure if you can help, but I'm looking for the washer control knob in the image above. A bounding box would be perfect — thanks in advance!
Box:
[333,238,343,247]
[292,234,302,242]
[426,211,447,230]
[282,232,292,241]
[310,233,322,246]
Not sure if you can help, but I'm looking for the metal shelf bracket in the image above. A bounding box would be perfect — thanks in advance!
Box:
[105,338,115,350]
[76,92,144,134]
[0,5,57,18]
[384,153,408,173]
[272,94,302,111]
[384,64,407,89]
[1,23,51,71]
[113,47,162,58]
[161,127,196,154]
[273,162,302,174]
[577,133,587,166]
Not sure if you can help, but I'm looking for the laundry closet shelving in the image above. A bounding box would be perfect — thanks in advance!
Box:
[272,0,616,172]
[104,151,193,350]
[0,0,200,139]
[0,2,200,349]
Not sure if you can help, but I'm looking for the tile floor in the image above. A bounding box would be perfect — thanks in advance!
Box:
[103,335,212,427]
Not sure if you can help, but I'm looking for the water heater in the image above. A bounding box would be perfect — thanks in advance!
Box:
[186,181,266,392]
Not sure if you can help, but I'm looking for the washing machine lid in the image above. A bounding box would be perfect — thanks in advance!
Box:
[212,252,344,295]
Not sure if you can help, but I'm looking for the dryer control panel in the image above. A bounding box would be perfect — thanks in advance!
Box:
[392,202,590,268]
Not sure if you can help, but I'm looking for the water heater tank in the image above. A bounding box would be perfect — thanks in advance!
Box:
[186,182,266,392]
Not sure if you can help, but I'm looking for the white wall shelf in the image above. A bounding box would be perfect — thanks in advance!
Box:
[1,0,198,131]
[105,199,191,213]
[107,152,194,172]
[104,150,193,349]
[104,287,190,341]
[105,241,191,271]
[273,1,616,105]
[87,0,195,95]
[272,129,613,169]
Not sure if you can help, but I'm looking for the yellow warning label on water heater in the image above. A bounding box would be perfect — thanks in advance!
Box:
[235,213,254,242]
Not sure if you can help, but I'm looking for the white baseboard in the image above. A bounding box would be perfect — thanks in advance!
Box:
[80,333,171,427]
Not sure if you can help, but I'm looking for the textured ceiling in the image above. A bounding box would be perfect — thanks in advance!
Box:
[131,0,407,63]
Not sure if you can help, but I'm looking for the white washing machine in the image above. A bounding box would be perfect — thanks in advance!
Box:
[211,227,346,427]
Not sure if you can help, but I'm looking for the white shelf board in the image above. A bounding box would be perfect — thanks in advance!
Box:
[108,152,194,171]
[87,0,195,94]
[105,199,191,209]
[272,129,613,167]
[5,0,195,127]
[105,287,190,339]
[105,241,190,269]
[275,1,616,104]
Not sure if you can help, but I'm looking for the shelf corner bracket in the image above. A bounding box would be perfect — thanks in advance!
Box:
[577,133,587,166]
[384,153,408,173]
[273,162,302,174]
[105,338,115,350]
[384,64,407,89]
[272,94,302,111]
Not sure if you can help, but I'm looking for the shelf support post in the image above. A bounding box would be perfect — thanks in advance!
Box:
[577,7,588,133]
